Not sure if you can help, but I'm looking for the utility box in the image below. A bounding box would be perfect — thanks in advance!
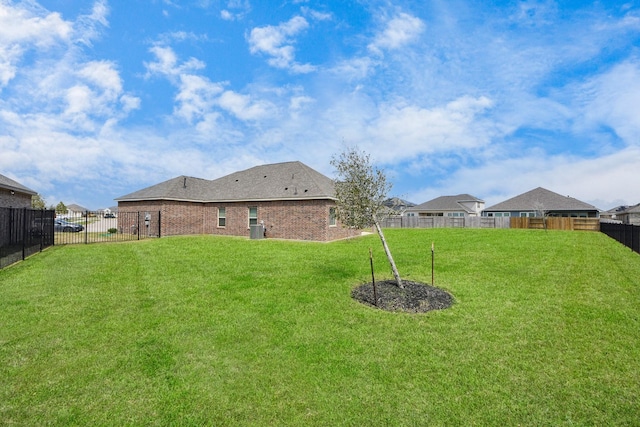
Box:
[250,224,264,239]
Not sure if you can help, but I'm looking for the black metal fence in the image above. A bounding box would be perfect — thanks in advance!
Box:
[53,211,161,245]
[0,208,55,269]
[1,209,160,269]
[600,222,640,254]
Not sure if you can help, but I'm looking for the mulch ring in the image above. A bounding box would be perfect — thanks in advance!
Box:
[351,280,454,313]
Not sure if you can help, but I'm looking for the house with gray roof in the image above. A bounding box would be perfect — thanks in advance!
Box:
[483,187,600,218]
[382,197,416,216]
[405,194,485,218]
[65,203,90,218]
[0,173,36,209]
[615,203,640,226]
[115,161,360,241]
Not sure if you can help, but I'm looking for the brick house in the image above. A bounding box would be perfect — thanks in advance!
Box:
[115,161,361,241]
[0,173,36,208]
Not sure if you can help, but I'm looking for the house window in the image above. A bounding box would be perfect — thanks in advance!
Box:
[248,206,258,227]
[329,207,337,226]
[218,207,226,227]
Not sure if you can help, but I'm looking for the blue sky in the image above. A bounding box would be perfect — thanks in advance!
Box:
[1,0,639,210]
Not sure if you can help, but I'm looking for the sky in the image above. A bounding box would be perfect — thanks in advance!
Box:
[1,0,639,211]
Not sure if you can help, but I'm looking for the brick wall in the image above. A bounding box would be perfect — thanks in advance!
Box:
[118,198,360,241]
[0,189,32,209]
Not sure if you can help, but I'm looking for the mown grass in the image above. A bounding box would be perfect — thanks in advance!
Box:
[1,228,639,426]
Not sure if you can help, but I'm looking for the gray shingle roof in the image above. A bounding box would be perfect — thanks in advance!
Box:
[116,161,336,202]
[409,194,483,213]
[116,176,215,202]
[484,187,598,212]
[0,173,36,195]
[621,203,640,214]
[66,203,90,212]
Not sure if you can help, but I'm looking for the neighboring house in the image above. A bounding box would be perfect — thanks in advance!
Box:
[382,197,416,216]
[405,194,485,218]
[616,203,640,226]
[601,205,628,221]
[0,173,36,209]
[65,204,89,218]
[483,187,600,218]
[115,161,361,241]
[101,206,118,217]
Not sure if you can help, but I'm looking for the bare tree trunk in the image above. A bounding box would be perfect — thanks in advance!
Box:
[373,219,403,288]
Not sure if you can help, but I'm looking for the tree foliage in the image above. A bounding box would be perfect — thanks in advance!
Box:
[331,147,403,288]
[55,201,67,215]
[31,193,46,209]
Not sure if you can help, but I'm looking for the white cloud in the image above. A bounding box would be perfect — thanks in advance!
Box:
[220,0,251,21]
[175,74,224,122]
[368,96,495,162]
[329,57,376,80]
[0,2,72,86]
[73,0,109,46]
[221,10,233,21]
[368,12,425,54]
[120,94,140,113]
[301,7,332,22]
[218,91,273,121]
[577,60,640,145]
[145,45,206,78]
[247,16,315,73]
[78,60,123,97]
[146,44,274,124]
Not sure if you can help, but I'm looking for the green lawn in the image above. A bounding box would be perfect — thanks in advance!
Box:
[1,229,639,426]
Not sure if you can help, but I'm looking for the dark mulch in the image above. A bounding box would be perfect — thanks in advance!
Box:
[351,280,454,313]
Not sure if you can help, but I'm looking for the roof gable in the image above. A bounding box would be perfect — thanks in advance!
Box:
[485,187,598,212]
[66,203,89,212]
[0,173,36,195]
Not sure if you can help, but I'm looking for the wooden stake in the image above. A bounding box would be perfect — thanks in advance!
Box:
[431,242,435,287]
[369,247,377,306]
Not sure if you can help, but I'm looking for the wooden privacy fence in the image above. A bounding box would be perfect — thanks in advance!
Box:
[510,217,600,231]
[380,216,511,229]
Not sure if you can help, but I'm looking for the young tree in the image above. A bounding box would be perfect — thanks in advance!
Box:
[55,201,67,216]
[532,200,548,230]
[331,147,403,288]
[31,193,46,209]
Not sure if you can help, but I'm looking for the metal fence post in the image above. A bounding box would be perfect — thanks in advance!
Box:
[21,208,26,261]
